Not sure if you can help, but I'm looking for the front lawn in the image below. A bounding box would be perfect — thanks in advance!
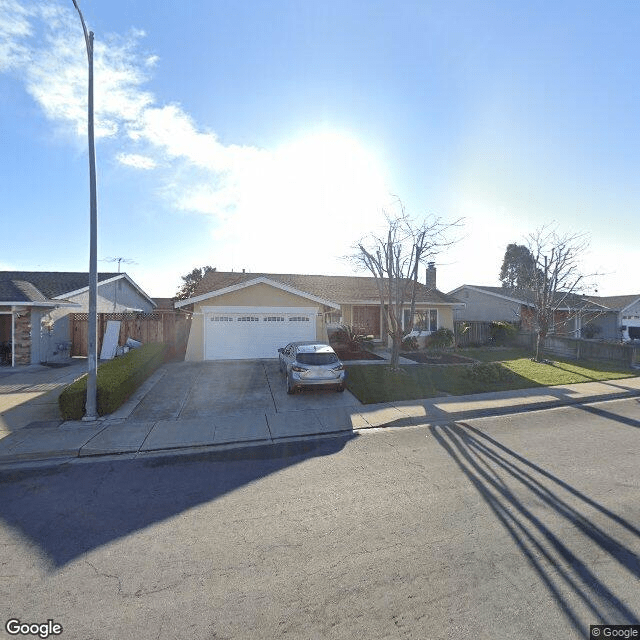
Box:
[344,365,439,404]
[457,347,531,363]
[345,356,637,404]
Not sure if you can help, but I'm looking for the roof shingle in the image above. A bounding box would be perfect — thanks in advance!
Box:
[194,271,461,305]
[0,271,120,301]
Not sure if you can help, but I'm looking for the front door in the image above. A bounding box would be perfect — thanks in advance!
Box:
[352,306,381,338]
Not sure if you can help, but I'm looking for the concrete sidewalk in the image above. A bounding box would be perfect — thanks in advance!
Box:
[1,359,639,466]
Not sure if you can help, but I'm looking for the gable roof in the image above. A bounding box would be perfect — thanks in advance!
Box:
[0,278,77,307]
[0,271,155,308]
[179,271,462,308]
[586,294,640,312]
[449,284,608,312]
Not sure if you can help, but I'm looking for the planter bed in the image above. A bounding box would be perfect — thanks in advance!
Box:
[401,352,476,364]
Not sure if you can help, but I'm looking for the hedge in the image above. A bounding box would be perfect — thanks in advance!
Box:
[59,342,168,420]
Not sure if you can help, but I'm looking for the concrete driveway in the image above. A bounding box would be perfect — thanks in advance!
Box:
[129,360,360,422]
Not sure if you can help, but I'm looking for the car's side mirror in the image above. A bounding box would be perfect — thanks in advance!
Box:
[277,348,284,354]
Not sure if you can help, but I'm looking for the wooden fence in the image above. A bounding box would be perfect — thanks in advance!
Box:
[454,321,493,347]
[516,332,640,367]
[71,312,191,361]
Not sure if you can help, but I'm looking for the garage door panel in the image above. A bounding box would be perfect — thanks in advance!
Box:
[205,310,316,360]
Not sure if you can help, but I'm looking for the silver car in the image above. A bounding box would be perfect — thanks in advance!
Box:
[278,342,346,394]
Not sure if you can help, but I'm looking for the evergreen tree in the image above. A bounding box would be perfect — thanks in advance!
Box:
[174,266,216,301]
[499,244,537,291]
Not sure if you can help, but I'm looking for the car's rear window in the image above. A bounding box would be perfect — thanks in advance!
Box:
[296,352,339,365]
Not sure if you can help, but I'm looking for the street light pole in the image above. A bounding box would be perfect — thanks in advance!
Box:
[72,0,98,420]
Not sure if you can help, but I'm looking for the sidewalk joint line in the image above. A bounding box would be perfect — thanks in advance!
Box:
[262,362,278,414]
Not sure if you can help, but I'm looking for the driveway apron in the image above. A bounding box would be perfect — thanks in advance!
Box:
[126,360,360,422]
[180,361,277,418]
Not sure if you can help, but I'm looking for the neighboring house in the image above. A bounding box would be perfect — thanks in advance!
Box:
[175,268,462,361]
[0,272,155,367]
[585,294,640,341]
[448,285,611,337]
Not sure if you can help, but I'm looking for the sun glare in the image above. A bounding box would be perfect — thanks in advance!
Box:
[209,128,391,273]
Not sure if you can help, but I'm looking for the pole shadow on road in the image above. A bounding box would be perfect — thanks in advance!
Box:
[430,421,640,639]
[0,435,355,569]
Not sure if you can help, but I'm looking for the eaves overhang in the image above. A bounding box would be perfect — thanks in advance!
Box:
[175,276,341,310]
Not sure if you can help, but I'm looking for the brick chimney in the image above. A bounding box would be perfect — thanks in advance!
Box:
[425,262,436,290]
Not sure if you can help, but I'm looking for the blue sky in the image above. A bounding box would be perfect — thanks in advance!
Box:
[1,0,638,297]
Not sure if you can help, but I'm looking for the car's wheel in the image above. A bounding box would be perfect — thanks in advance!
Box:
[286,376,295,394]
[336,384,345,392]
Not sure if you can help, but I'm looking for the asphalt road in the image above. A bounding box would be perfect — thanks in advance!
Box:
[1,398,639,640]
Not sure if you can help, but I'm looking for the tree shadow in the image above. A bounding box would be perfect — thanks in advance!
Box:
[577,402,640,430]
[0,434,355,569]
[430,421,640,637]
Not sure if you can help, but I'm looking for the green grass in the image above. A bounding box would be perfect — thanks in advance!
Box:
[345,355,637,404]
[344,365,439,404]
[457,347,531,363]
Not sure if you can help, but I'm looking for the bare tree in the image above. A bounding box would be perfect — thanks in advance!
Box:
[525,226,599,361]
[351,206,461,370]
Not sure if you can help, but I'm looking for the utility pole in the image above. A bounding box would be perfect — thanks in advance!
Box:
[72,0,98,420]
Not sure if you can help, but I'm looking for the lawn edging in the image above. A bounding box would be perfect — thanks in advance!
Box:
[58,343,169,420]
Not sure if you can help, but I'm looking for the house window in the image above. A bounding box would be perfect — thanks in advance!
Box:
[429,309,438,331]
[403,309,438,332]
[289,316,310,322]
[237,316,259,322]
[211,316,233,322]
[263,316,284,322]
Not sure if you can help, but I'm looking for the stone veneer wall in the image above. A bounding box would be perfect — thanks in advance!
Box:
[13,312,31,365]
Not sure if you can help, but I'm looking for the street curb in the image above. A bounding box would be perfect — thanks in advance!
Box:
[0,390,638,471]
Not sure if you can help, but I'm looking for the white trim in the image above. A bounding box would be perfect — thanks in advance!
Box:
[54,273,156,308]
[343,299,464,307]
[0,301,79,308]
[619,297,640,314]
[201,305,319,315]
[176,276,340,310]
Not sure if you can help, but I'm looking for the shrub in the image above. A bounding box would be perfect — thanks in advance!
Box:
[463,362,515,384]
[490,321,518,346]
[59,342,168,420]
[329,324,366,352]
[426,327,454,350]
[401,335,419,351]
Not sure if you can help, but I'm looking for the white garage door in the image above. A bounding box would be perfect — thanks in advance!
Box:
[204,307,317,360]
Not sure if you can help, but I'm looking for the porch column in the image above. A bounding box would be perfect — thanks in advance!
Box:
[11,306,15,368]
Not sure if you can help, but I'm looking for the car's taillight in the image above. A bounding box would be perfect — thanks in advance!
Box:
[332,364,344,371]
[291,365,308,372]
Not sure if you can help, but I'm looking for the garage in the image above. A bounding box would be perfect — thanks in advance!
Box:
[204,307,317,360]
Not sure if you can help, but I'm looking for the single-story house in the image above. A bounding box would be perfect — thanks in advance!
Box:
[0,271,155,367]
[585,294,640,341]
[175,268,463,360]
[447,284,611,337]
